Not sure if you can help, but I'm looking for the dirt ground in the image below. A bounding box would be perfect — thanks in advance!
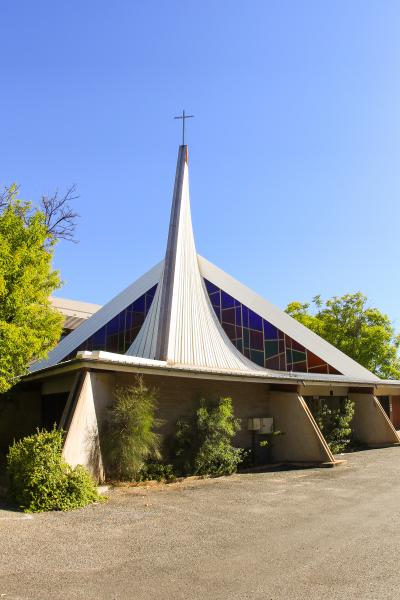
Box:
[1,447,400,600]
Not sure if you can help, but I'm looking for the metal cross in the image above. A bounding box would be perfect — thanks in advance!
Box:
[174,110,194,145]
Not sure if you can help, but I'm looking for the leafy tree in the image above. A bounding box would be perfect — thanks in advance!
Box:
[0,184,78,392]
[102,377,162,481]
[286,293,400,379]
[314,398,355,454]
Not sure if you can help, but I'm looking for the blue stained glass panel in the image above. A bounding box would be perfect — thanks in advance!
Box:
[235,307,242,326]
[205,279,219,294]
[263,321,278,340]
[63,284,157,359]
[91,328,106,347]
[221,291,235,309]
[133,295,146,312]
[209,291,221,306]
[249,310,262,331]
[242,306,249,328]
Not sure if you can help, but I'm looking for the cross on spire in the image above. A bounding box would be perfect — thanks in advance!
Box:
[174,110,194,145]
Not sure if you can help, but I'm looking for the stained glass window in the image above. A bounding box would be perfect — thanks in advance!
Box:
[64,285,157,360]
[204,278,341,375]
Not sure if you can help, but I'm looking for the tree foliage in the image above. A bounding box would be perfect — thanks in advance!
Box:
[314,398,355,454]
[0,186,62,391]
[0,184,78,392]
[286,293,400,379]
[102,377,162,481]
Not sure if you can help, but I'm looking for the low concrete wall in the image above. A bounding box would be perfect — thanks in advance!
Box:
[349,393,400,447]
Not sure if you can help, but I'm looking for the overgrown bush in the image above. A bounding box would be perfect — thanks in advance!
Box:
[139,462,176,482]
[315,398,355,454]
[173,417,197,476]
[6,428,100,513]
[103,377,162,481]
[173,397,243,477]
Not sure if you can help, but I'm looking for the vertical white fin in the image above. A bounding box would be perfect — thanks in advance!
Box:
[127,146,262,372]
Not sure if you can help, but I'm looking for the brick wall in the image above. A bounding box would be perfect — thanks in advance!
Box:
[115,372,271,448]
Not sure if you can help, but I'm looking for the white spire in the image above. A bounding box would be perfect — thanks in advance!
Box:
[127,146,262,372]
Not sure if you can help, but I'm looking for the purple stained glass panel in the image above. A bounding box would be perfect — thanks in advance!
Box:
[292,361,307,372]
[292,339,306,352]
[265,356,280,370]
[222,307,236,324]
[250,330,264,350]
[222,322,236,340]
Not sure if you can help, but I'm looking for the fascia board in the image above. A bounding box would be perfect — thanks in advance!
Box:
[26,351,399,389]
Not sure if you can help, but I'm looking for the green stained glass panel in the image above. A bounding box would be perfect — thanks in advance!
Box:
[292,350,306,363]
[250,350,264,366]
[265,340,279,358]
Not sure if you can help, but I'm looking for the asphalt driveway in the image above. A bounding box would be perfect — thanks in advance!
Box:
[1,447,400,600]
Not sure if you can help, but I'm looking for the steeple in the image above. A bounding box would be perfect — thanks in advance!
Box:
[127,146,262,372]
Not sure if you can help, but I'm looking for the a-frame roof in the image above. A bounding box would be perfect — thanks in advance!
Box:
[31,145,379,382]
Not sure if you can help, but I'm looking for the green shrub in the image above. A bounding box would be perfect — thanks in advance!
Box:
[173,397,243,477]
[6,428,100,513]
[172,416,197,476]
[103,376,162,481]
[315,398,355,454]
[139,462,176,482]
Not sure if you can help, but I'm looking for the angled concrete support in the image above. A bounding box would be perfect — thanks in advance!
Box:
[269,392,335,464]
[62,371,113,482]
[349,393,400,447]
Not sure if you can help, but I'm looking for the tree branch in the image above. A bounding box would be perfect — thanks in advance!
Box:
[40,184,80,242]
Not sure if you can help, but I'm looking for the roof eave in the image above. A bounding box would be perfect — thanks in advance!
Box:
[22,353,400,391]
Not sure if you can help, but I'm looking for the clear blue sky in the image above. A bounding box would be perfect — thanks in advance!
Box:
[1,1,399,327]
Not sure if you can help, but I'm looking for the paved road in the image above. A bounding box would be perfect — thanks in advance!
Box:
[1,447,400,600]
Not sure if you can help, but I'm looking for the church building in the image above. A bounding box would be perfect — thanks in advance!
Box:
[6,142,400,480]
